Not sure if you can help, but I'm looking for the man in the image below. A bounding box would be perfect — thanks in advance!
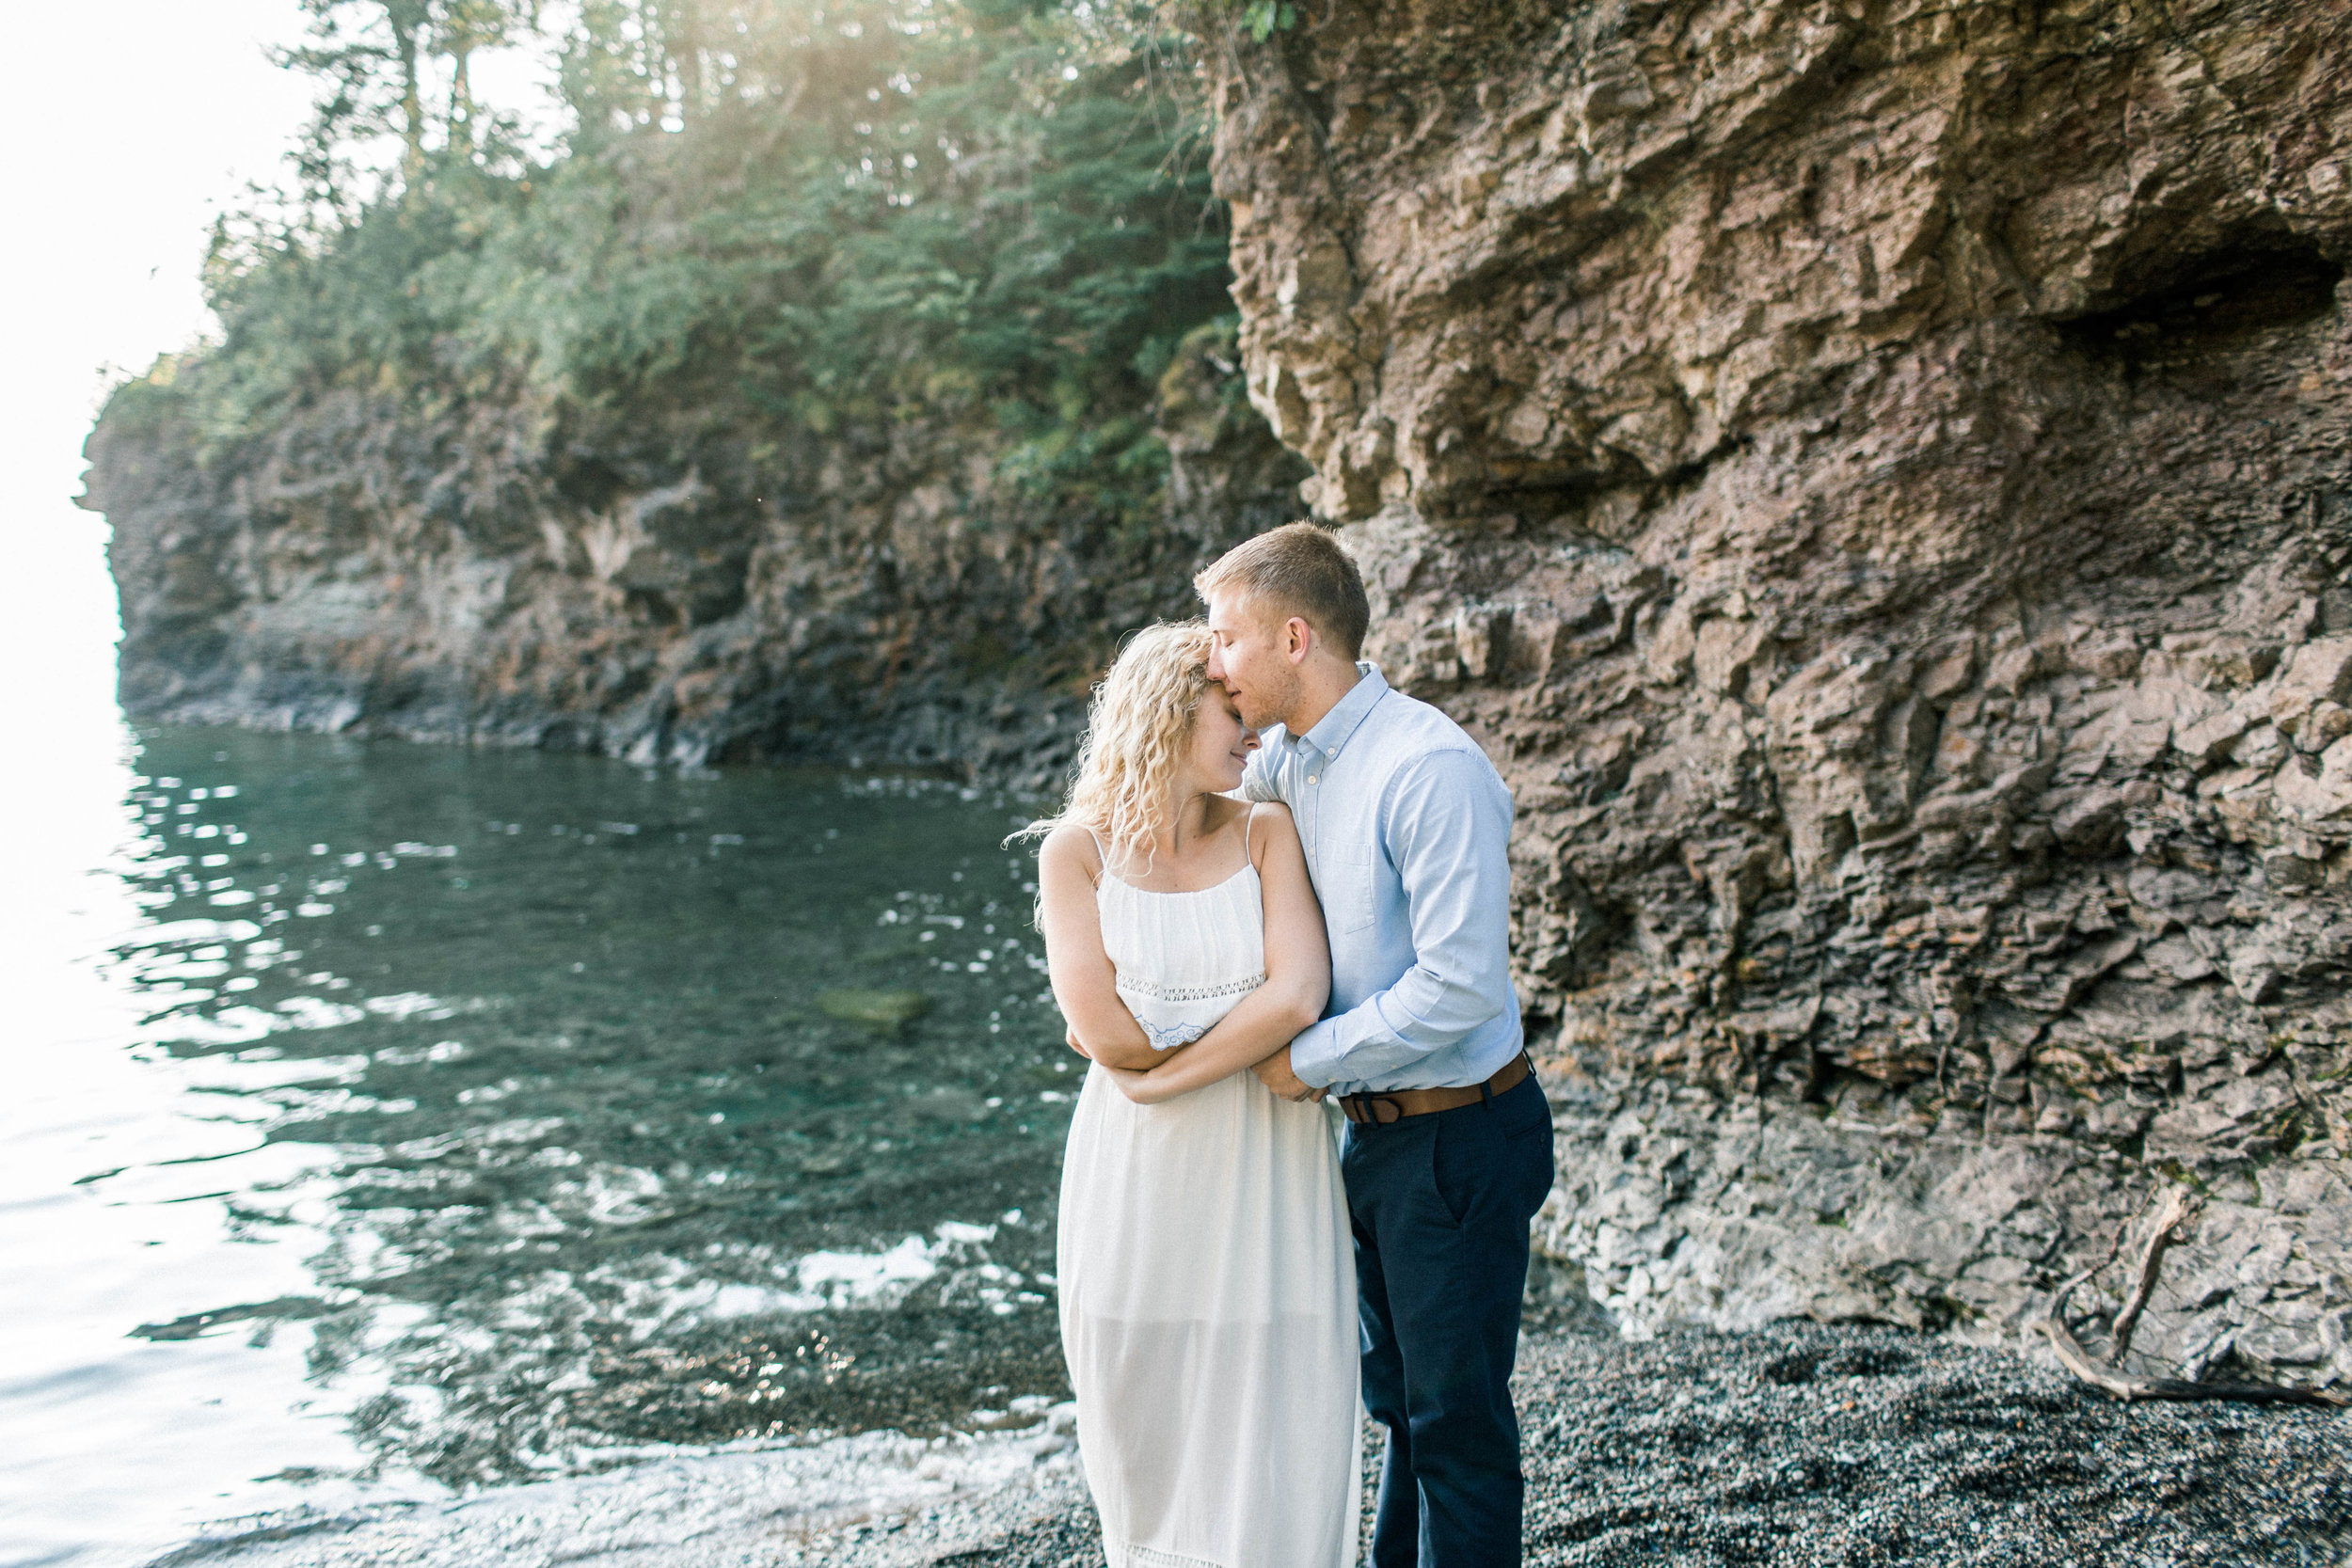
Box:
[1198,522,1554,1568]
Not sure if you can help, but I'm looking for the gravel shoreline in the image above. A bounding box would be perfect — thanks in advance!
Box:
[159,1322,2349,1568]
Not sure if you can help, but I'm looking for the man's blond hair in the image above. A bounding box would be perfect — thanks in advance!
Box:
[1193,522,1371,659]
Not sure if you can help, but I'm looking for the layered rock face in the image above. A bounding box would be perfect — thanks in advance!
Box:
[89,332,1305,789]
[1210,0,2352,1385]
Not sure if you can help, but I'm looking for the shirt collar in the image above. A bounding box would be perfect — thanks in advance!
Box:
[1291,661,1388,761]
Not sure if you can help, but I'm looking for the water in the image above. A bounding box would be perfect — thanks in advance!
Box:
[2,722,1079,1565]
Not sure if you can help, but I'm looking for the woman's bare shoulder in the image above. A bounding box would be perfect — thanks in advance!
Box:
[1246,800,1300,861]
[1038,821,1102,874]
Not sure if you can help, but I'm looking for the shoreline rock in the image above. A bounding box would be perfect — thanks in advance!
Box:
[84,327,1307,795]
[1533,1069,2352,1394]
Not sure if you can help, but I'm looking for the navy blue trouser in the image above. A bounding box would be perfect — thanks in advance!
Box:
[1343,1071,1555,1568]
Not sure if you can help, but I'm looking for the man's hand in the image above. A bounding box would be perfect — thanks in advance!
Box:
[1252,1046,1324,1103]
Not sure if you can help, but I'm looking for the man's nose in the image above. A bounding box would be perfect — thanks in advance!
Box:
[1205,645,1226,680]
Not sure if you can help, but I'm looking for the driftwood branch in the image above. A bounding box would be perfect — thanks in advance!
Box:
[2031,1317,2346,1409]
[2030,1185,2344,1411]
[2094,1189,2146,1282]
[2045,1267,2097,1329]
[2110,1185,2199,1365]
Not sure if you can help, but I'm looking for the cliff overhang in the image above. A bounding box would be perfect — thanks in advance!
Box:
[1206,0,2352,1387]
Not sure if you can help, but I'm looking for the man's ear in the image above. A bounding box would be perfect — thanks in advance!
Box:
[1284,616,1315,664]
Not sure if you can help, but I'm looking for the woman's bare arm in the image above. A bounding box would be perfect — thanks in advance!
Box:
[1103,804,1330,1104]
[1037,824,1171,1070]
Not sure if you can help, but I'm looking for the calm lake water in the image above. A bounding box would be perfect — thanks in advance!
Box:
[3,722,1077,1565]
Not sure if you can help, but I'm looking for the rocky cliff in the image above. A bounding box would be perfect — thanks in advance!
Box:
[1208,0,2352,1387]
[87,327,1305,789]
[92,0,2352,1396]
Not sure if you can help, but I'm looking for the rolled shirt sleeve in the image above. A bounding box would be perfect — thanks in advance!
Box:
[1287,749,1517,1087]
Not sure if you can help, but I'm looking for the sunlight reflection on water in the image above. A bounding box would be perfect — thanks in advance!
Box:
[0,530,1073,1568]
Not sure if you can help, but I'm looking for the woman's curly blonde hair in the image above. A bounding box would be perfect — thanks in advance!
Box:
[1016,621,1217,863]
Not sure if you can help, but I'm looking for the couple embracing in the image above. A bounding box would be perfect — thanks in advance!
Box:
[1027,524,1555,1568]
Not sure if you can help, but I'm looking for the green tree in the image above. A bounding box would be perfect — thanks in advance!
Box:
[147,0,1234,545]
[278,0,539,209]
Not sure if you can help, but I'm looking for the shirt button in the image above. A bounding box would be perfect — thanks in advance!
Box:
[1308,775,1318,784]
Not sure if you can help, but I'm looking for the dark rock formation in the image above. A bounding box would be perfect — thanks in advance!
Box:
[1206,0,2352,1386]
[87,326,1306,789]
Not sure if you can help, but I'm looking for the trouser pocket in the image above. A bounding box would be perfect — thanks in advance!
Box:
[1430,1077,1553,1229]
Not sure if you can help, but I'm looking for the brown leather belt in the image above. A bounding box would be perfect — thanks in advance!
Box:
[1339,1053,1531,1126]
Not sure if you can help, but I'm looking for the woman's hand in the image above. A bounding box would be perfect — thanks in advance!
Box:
[1104,1062,1179,1105]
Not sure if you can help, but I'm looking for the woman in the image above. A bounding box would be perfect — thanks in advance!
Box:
[1028,621,1359,1568]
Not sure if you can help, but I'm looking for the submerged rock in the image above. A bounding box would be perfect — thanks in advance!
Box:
[820,990,937,1030]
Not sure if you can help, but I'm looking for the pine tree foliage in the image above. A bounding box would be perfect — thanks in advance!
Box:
[117,0,1236,537]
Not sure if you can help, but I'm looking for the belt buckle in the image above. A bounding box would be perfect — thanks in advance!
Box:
[1345,1093,1405,1126]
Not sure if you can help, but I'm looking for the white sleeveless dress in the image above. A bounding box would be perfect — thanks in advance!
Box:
[1056,835,1360,1568]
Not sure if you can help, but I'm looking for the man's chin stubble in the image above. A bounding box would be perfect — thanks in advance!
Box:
[1255,675,1303,732]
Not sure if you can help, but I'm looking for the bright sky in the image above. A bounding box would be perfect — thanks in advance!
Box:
[0,17,340,1552]
[0,16,555,1551]
[0,2,557,737]
[0,1,316,730]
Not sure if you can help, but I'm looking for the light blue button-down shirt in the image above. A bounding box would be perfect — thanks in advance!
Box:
[1242,663,1523,1095]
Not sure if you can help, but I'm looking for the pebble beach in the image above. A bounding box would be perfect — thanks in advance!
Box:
[156,1320,2348,1568]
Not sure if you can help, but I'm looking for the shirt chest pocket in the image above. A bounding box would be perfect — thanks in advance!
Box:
[1325,850,1378,935]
